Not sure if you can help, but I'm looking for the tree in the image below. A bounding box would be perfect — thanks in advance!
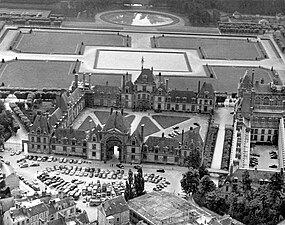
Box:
[124,181,130,201]
[134,168,145,197]
[199,175,216,195]
[198,163,209,179]
[0,101,5,113]
[241,169,252,200]
[0,179,5,189]
[128,169,134,200]
[184,148,201,169]
[180,167,200,195]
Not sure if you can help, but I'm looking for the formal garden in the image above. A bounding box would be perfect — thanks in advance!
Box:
[0,60,76,89]
[151,115,190,129]
[154,35,266,60]
[14,30,129,54]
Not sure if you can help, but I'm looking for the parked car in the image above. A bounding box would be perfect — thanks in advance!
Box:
[30,163,40,167]
[156,169,165,173]
[116,163,124,169]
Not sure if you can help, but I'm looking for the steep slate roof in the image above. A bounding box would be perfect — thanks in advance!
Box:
[239,70,253,91]
[93,85,120,96]
[183,126,203,148]
[10,208,28,223]
[197,82,215,98]
[54,128,87,141]
[154,83,167,95]
[135,68,156,84]
[145,136,180,153]
[103,111,129,133]
[102,195,129,217]
[47,218,67,225]
[27,202,49,216]
[123,80,134,94]
[58,88,83,111]
[76,211,90,224]
[49,107,63,127]
[30,113,51,134]
[168,90,196,103]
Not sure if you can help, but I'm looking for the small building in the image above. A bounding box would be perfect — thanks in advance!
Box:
[97,196,130,225]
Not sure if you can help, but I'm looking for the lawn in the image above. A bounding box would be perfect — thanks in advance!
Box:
[78,116,96,131]
[0,60,75,89]
[156,36,264,60]
[165,66,274,93]
[94,111,128,125]
[134,116,160,137]
[16,31,126,54]
[152,115,190,129]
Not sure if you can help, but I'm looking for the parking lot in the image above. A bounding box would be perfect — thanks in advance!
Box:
[2,150,188,222]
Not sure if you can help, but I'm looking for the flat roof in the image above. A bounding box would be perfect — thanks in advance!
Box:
[128,191,213,225]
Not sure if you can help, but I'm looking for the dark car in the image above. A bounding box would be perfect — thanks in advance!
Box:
[134,165,142,170]
[156,169,165,173]
[116,163,124,169]
[30,163,40,167]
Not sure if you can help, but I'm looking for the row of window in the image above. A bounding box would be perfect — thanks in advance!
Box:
[251,129,278,135]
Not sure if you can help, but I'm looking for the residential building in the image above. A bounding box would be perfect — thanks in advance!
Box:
[97,196,129,225]
[3,196,77,225]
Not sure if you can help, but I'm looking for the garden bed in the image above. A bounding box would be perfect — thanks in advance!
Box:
[134,116,160,137]
[221,127,233,171]
[203,124,219,168]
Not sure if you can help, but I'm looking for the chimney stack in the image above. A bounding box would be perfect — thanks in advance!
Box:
[122,74,126,89]
[89,73,91,89]
[198,81,201,93]
[89,119,92,133]
[251,70,255,87]
[166,79,169,92]
[121,108,124,115]
[129,74,132,82]
[151,67,153,72]
[141,124,145,143]
[83,73,86,87]
[181,129,184,145]
[126,72,129,82]
[75,74,78,88]
[110,107,113,115]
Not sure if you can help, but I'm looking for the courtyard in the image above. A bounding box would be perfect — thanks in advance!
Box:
[0,60,75,89]
[15,30,128,54]
[155,36,265,60]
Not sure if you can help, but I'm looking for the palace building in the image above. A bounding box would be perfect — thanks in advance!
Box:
[27,67,211,165]
[230,69,285,171]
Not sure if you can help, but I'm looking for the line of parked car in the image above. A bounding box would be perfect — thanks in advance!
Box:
[19,175,40,191]
[82,180,126,206]
[43,164,127,180]
[37,173,82,200]
[26,155,92,164]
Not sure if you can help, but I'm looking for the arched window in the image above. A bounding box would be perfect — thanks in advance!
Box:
[263,96,269,105]
[255,96,260,104]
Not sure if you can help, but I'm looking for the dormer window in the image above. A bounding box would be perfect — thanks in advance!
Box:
[72,139,76,145]
[37,127,41,134]
[182,97,187,102]
[132,140,136,146]
[126,87,129,94]
[176,97,180,103]
[143,75,147,83]
[158,89,162,96]
[92,135,97,142]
